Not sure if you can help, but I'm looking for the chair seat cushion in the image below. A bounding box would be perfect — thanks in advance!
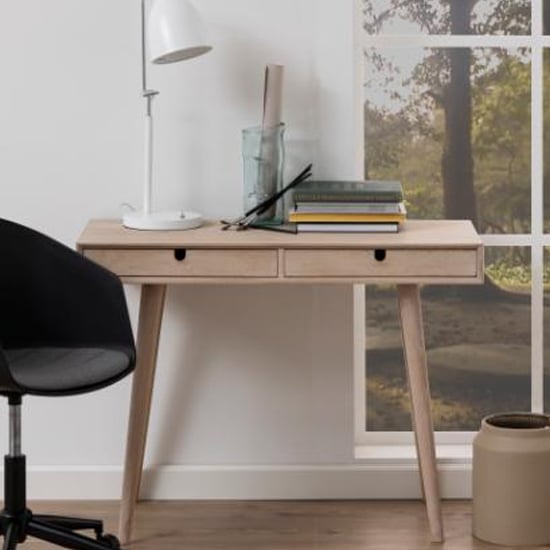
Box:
[4,347,133,395]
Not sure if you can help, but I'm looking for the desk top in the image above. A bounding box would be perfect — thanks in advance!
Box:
[78,219,483,285]
[78,219,482,251]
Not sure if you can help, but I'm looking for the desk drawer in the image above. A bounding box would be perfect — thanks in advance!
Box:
[84,248,278,278]
[284,248,478,279]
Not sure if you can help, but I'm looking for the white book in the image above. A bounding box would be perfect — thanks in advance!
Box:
[297,223,399,233]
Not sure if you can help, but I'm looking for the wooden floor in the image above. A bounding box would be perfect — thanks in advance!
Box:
[20,500,547,549]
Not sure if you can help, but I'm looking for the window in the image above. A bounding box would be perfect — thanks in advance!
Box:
[358,0,543,450]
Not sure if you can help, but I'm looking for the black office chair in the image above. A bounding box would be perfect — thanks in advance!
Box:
[0,218,136,550]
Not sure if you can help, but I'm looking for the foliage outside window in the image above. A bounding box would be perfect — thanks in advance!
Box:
[361,1,539,434]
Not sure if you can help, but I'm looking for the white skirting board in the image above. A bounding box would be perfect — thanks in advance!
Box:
[14,464,472,500]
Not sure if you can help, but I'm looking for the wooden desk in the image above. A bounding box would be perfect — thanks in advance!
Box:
[77,219,483,545]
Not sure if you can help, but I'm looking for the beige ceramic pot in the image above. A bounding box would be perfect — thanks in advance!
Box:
[473,412,550,546]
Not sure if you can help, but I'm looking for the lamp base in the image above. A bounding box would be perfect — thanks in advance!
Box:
[122,210,203,231]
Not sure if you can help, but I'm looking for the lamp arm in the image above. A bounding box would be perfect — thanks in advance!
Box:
[141,0,158,214]
[141,0,153,96]
[141,0,159,103]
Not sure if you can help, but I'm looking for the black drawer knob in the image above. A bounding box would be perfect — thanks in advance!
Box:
[174,249,187,261]
[374,249,386,262]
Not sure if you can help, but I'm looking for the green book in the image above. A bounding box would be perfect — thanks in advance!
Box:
[293,180,403,203]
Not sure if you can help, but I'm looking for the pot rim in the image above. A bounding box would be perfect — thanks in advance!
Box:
[481,412,550,434]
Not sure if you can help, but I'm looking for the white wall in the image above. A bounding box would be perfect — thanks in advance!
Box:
[0,0,374,498]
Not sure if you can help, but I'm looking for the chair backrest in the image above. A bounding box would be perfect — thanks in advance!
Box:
[0,218,135,353]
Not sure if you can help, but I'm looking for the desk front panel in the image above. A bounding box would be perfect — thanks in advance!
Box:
[82,246,483,285]
[84,248,279,278]
[284,248,479,279]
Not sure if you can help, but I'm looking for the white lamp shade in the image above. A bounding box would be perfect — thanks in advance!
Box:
[148,0,212,64]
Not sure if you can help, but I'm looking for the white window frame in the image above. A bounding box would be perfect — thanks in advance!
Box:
[354,0,547,459]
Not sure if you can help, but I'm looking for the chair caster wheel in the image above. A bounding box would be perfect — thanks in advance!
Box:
[97,533,120,549]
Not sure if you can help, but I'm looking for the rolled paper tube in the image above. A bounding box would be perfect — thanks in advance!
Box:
[262,64,284,128]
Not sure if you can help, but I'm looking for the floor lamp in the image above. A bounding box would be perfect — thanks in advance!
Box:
[123,0,212,231]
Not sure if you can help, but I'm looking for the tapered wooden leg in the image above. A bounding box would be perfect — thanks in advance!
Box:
[397,284,443,542]
[118,284,167,545]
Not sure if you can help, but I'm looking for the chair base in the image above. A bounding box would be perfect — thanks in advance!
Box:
[0,510,120,550]
[1,450,119,550]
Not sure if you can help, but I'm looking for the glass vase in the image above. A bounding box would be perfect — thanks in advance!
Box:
[242,123,285,224]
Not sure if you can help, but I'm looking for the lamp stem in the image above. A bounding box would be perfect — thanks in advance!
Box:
[144,96,154,214]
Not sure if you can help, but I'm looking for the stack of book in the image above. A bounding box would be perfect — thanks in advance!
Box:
[288,180,405,233]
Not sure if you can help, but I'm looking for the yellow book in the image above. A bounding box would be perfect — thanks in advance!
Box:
[288,211,406,223]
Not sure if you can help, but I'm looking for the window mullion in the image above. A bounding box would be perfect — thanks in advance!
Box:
[363,34,533,49]
[532,0,544,413]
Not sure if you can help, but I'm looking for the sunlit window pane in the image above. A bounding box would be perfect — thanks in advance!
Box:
[365,47,531,234]
[366,247,531,432]
[363,0,530,36]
